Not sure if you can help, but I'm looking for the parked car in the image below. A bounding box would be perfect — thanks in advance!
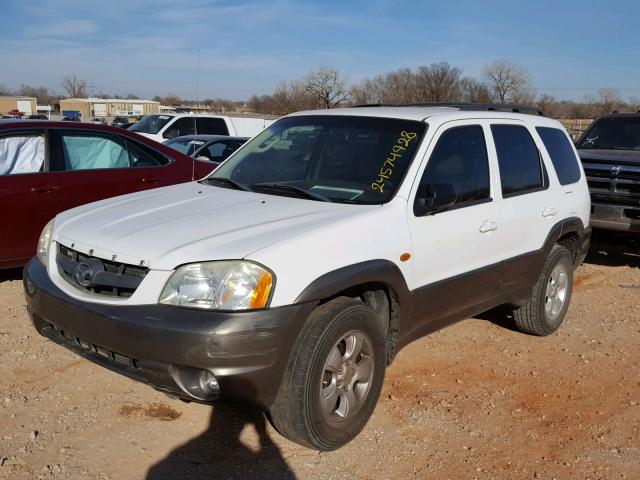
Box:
[0,120,216,269]
[24,104,591,450]
[111,116,130,128]
[576,112,640,232]
[27,114,49,120]
[164,135,247,166]
[89,117,107,125]
[120,122,136,129]
[62,116,81,122]
[129,113,274,143]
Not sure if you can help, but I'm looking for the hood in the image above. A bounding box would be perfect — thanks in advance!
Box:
[578,148,640,165]
[54,182,372,270]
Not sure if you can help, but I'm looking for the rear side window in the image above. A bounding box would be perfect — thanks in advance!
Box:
[198,118,230,135]
[417,125,490,207]
[60,132,168,170]
[61,132,129,170]
[0,134,45,175]
[536,127,581,185]
[491,125,544,196]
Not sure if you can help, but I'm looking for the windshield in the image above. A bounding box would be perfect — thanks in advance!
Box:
[164,138,205,156]
[578,116,640,150]
[129,114,173,134]
[208,115,426,204]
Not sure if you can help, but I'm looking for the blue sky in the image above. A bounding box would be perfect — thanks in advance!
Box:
[1,0,639,101]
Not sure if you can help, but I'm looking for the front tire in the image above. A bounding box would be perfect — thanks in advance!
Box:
[513,244,574,336]
[268,297,386,450]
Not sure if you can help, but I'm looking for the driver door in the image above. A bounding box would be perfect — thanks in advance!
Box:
[406,121,503,331]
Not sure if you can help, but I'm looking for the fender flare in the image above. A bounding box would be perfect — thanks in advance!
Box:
[294,259,412,316]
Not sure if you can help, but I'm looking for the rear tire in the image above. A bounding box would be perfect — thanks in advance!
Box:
[268,297,386,450]
[513,244,574,336]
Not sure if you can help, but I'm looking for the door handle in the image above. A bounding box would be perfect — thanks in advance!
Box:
[141,176,162,184]
[30,184,58,193]
[542,207,558,217]
[479,220,498,233]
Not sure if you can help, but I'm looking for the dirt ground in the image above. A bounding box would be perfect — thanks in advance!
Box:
[1,232,638,480]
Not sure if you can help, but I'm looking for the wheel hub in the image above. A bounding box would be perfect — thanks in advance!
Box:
[320,330,374,423]
[545,263,569,321]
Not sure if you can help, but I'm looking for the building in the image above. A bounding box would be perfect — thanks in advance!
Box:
[0,96,37,116]
[58,98,160,119]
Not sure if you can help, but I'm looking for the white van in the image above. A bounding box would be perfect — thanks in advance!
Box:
[129,113,274,143]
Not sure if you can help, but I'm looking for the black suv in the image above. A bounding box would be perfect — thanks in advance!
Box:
[111,116,130,128]
[576,113,640,232]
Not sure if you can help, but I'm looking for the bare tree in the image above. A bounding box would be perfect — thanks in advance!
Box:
[595,88,623,116]
[415,62,462,102]
[351,77,386,105]
[17,85,61,105]
[536,94,557,116]
[61,74,88,98]
[483,60,531,103]
[304,67,351,109]
[159,95,182,106]
[459,77,492,103]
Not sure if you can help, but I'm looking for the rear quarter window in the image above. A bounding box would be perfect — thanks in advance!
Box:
[536,127,582,185]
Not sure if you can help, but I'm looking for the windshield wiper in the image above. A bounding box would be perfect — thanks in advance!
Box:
[201,177,253,191]
[251,183,332,202]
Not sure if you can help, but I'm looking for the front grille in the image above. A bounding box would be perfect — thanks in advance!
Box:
[583,161,640,206]
[56,244,148,297]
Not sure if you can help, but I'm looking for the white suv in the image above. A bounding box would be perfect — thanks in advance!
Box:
[25,104,591,450]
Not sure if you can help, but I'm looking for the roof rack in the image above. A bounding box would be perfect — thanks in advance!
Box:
[351,102,545,116]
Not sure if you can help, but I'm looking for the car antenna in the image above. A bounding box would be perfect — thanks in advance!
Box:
[192,48,201,181]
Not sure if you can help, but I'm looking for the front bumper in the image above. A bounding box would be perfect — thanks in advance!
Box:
[23,258,316,407]
[590,203,640,233]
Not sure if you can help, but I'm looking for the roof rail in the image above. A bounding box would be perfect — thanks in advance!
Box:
[351,102,545,116]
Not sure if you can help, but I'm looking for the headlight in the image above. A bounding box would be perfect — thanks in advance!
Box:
[159,261,274,310]
[37,219,55,268]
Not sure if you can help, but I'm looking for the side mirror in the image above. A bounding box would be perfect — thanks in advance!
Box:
[414,183,457,216]
[164,128,179,139]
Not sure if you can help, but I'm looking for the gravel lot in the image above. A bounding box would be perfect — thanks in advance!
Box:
[1,232,638,480]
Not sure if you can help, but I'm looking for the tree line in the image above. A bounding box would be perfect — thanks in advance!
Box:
[248,60,639,119]
[2,60,637,119]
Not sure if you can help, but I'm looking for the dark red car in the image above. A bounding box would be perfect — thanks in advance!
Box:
[0,120,216,269]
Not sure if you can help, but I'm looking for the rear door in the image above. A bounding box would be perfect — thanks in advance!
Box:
[51,128,178,215]
[0,128,59,267]
[487,123,557,291]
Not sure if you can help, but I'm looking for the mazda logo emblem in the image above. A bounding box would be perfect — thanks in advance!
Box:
[75,262,94,287]
[611,165,621,176]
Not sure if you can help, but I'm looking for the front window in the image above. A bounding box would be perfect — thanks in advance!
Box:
[577,116,640,150]
[207,115,427,204]
[129,114,174,134]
